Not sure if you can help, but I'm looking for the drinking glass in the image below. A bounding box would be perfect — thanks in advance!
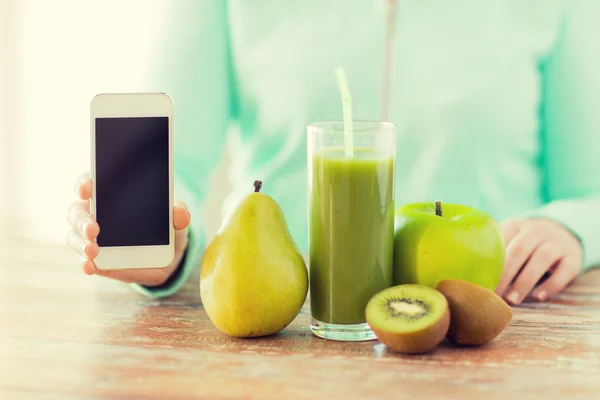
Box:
[307,120,396,341]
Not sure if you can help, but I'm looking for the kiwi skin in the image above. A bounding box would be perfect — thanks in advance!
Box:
[436,279,513,346]
[366,285,451,354]
[372,309,450,354]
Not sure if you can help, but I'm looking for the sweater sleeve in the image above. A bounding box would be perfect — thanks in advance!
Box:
[131,0,235,298]
[524,0,600,273]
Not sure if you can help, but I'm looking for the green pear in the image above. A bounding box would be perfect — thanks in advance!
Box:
[200,180,308,338]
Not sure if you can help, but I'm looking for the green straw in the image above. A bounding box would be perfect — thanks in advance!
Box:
[335,66,354,158]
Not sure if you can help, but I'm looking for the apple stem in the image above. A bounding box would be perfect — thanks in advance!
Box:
[254,180,263,193]
[435,200,442,217]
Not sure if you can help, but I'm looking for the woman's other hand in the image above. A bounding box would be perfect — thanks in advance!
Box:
[496,218,583,305]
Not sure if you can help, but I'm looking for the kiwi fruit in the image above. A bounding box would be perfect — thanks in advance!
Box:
[436,279,512,346]
[365,284,450,354]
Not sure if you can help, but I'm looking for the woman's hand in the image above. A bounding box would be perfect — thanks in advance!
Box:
[496,218,583,305]
[66,173,191,287]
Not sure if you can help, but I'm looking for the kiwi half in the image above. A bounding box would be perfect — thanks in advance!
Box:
[365,284,450,354]
[436,279,512,346]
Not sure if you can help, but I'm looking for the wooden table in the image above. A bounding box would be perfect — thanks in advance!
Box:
[1,239,599,400]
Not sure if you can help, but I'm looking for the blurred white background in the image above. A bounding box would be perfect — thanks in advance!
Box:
[0,0,229,244]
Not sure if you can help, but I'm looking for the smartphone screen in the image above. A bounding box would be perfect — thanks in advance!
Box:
[94,116,169,247]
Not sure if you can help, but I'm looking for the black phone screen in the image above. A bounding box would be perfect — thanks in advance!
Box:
[95,116,170,247]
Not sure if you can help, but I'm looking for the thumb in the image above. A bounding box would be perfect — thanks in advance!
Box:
[500,219,522,246]
[173,200,191,230]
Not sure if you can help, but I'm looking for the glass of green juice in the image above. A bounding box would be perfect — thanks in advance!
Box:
[307,120,396,341]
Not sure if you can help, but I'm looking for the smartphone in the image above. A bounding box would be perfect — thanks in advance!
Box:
[90,93,174,270]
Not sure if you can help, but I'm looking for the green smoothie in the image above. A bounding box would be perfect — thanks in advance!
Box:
[309,148,395,325]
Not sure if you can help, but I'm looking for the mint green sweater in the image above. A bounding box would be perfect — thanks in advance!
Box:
[133,0,600,298]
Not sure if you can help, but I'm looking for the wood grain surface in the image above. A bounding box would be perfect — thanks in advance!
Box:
[1,239,599,400]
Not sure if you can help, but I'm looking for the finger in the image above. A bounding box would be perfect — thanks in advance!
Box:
[81,258,98,275]
[66,230,99,259]
[173,201,191,231]
[74,173,93,201]
[174,200,188,211]
[67,200,100,240]
[532,259,579,301]
[495,229,546,296]
[504,242,563,305]
[174,225,190,255]
[501,219,522,246]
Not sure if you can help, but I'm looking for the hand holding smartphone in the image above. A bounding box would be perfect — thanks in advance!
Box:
[89,93,175,270]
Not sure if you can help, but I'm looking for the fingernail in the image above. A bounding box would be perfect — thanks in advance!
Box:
[507,291,520,304]
[82,242,88,256]
[175,200,188,210]
[81,222,89,236]
[536,290,547,301]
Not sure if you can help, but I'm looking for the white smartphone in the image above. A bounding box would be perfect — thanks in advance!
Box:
[90,93,174,270]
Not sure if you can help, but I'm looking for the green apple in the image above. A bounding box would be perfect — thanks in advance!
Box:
[393,201,505,291]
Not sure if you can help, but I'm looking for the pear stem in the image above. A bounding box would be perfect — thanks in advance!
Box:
[254,180,263,193]
[435,200,442,217]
